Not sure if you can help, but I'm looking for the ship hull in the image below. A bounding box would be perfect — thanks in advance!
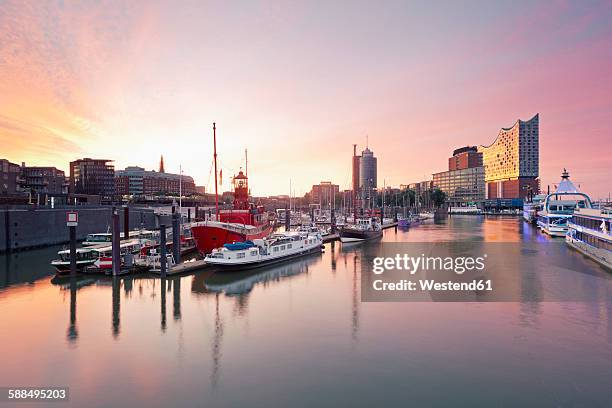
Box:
[191,223,272,254]
[339,228,383,243]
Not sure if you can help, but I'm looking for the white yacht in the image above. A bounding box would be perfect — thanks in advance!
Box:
[566,205,611,269]
[205,231,323,270]
[537,169,593,237]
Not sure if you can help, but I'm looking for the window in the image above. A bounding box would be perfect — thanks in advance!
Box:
[237,252,245,259]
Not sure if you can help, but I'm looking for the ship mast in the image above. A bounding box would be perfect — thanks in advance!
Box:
[213,123,219,221]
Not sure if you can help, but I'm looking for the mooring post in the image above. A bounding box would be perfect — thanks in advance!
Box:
[172,212,181,264]
[160,224,167,278]
[331,208,336,234]
[111,207,121,276]
[69,225,77,276]
[160,277,167,331]
[187,208,191,223]
[123,206,129,240]
[285,205,290,231]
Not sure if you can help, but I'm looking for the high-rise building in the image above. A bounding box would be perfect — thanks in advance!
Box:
[478,114,539,199]
[448,146,482,170]
[359,147,377,190]
[115,166,196,196]
[69,158,115,197]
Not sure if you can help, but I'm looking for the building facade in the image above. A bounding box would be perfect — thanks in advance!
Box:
[20,165,68,195]
[310,181,339,207]
[432,167,485,206]
[0,159,23,196]
[448,146,482,171]
[478,114,540,199]
[115,166,196,196]
[70,158,115,197]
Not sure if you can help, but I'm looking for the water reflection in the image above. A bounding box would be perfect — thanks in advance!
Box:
[203,253,320,296]
[0,216,611,407]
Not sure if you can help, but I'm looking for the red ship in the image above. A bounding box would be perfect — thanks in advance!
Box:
[191,123,271,254]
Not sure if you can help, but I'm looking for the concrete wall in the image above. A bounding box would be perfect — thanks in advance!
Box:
[0,207,161,253]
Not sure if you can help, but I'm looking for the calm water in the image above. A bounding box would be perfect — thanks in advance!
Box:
[1,216,611,407]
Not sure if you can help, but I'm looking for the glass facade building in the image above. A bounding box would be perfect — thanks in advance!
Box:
[432,167,485,206]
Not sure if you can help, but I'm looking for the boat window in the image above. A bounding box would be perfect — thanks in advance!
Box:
[273,247,279,252]
[280,245,286,250]
[250,250,258,256]
[287,244,292,249]
[237,252,245,259]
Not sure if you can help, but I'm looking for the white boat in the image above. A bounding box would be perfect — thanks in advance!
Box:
[340,217,383,243]
[523,194,546,223]
[448,205,482,215]
[566,206,612,269]
[51,238,151,274]
[205,231,323,270]
[537,169,593,237]
[82,229,156,246]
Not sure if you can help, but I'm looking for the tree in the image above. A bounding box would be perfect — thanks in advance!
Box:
[429,188,447,208]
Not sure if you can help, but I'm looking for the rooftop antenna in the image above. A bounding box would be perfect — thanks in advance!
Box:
[366,135,369,149]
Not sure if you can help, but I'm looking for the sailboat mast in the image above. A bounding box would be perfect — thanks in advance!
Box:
[213,123,219,221]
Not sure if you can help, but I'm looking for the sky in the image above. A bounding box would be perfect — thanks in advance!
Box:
[0,0,611,199]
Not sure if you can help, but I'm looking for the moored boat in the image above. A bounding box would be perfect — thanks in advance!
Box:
[448,205,482,215]
[340,217,383,243]
[191,128,271,254]
[537,169,592,237]
[204,231,323,270]
[523,194,546,223]
[566,205,612,269]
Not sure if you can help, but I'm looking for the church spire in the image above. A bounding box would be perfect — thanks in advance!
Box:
[159,155,165,173]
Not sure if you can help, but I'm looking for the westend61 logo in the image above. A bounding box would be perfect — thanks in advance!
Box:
[372,254,487,275]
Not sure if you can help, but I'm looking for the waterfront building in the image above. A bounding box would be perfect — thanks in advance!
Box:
[115,166,196,196]
[433,167,485,206]
[310,181,339,208]
[0,159,23,196]
[69,158,115,197]
[448,146,482,170]
[19,164,68,195]
[432,146,485,206]
[478,114,539,199]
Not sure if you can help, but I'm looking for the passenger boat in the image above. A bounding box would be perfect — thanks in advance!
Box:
[51,247,101,273]
[537,169,593,237]
[339,217,383,243]
[191,128,271,254]
[566,205,612,269]
[448,205,482,215]
[523,194,546,223]
[204,231,323,270]
[82,229,155,246]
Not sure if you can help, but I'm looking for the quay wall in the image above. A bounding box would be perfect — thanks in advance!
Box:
[0,207,171,253]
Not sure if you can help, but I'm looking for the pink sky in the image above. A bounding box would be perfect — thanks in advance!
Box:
[0,0,610,198]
